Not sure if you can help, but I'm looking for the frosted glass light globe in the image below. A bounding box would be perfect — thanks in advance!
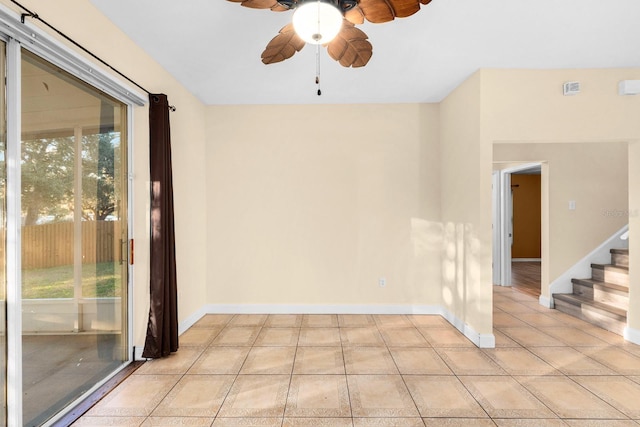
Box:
[292,1,343,45]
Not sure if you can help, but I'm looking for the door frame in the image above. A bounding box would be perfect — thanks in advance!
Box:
[0,4,145,422]
[493,162,542,287]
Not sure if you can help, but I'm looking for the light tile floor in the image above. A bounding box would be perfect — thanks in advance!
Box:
[74,286,640,426]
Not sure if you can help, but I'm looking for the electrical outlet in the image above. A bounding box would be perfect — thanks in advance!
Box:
[379,277,386,287]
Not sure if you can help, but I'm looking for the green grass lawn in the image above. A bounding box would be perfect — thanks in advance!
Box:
[22,262,123,299]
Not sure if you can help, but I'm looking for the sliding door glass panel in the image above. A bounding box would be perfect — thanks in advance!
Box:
[21,49,128,426]
[0,40,6,427]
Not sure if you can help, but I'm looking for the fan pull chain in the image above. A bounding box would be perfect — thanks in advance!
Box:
[316,44,322,96]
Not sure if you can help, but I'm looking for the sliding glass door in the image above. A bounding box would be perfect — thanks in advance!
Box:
[19,50,129,426]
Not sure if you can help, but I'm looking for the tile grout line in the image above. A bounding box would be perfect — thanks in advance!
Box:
[338,317,355,427]
[384,316,427,426]
[497,290,599,422]
[563,374,632,421]
[451,370,493,422]
[211,314,251,424]
[281,322,303,427]
[493,294,564,423]
[496,287,639,422]
[81,307,640,425]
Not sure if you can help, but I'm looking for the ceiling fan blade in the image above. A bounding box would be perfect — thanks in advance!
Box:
[345,6,365,25]
[261,24,305,65]
[357,0,425,23]
[227,0,285,11]
[326,22,372,68]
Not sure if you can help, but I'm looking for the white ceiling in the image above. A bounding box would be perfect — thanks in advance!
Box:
[89,0,640,105]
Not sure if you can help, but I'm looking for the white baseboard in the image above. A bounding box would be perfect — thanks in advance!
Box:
[199,303,443,316]
[183,303,495,349]
[179,305,209,335]
[439,309,495,348]
[539,295,554,309]
[133,345,145,361]
[624,326,640,345]
[134,306,209,361]
[477,333,497,348]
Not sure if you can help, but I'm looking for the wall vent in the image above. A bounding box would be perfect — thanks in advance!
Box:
[618,80,640,95]
[563,81,580,96]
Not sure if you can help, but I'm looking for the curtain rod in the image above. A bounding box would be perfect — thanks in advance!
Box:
[11,0,161,101]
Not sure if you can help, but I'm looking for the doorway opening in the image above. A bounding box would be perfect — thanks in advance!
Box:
[493,163,543,297]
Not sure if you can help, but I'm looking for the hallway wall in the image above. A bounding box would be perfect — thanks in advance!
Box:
[439,71,494,342]
[494,141,628,281]
[483,68,640,337]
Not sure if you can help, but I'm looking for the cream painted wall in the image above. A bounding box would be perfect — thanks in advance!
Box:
[482,68,640,336]
[439,71,493,338]
[483,69,640,142]
[205,104,442,308]
[494,142,628,284]
[7,1,640,351]
[442,67,640,339]
[13,0,209,349]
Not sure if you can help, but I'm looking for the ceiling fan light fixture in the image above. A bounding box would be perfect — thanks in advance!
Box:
[292,0,343,45]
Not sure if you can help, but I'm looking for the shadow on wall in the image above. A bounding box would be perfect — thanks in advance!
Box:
[410,218,487,327]
[409,218,443,303]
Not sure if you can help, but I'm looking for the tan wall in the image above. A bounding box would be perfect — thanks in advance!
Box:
[483,68,640,142]
[15,0,210,348]
[439,71,493,337]
[483,68,640,333]
[9,2,640,344]
[494,142,628,281]
[205,104,442,307]
[511,174,541,259]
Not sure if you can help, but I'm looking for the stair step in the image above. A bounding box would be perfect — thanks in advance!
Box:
[553,293,627,318]
[553,293,627,335]
[610,248,629,268]
[591,263,629,287]
[571,278,629,310]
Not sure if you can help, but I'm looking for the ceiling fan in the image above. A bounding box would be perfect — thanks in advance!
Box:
[228,0,433,68]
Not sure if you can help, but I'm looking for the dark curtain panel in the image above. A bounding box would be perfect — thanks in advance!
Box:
[142,93,179,359]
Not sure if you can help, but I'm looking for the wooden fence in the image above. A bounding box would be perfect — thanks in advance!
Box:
[20,221,122,269]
